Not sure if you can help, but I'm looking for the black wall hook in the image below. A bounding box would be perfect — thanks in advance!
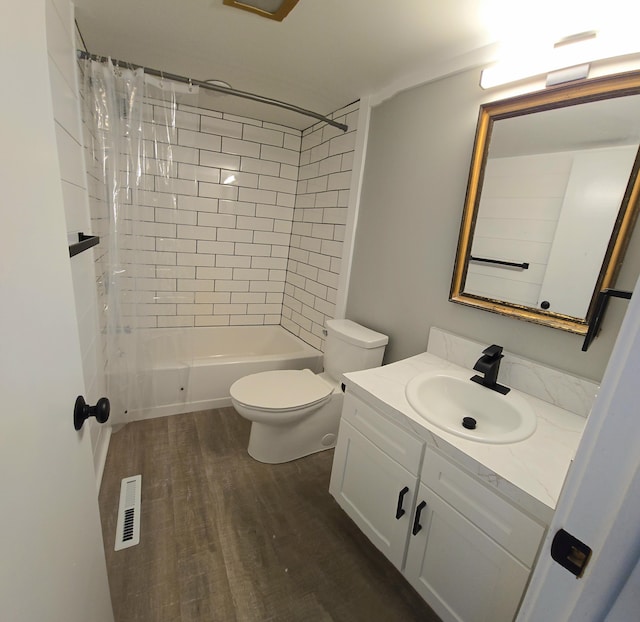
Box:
[74,396,110,431]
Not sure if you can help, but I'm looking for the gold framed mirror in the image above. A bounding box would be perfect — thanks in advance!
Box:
[450,71,640,335]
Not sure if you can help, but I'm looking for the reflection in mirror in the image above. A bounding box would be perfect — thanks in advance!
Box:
[451,72,640,335]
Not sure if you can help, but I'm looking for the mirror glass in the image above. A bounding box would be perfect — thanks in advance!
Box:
[451,72,640,334]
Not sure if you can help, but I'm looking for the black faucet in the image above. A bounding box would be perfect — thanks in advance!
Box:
[470,344,510,395]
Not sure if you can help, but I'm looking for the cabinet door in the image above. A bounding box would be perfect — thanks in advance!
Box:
[330,420,418,570]
[420,449,545,568]
[405,483,530,622]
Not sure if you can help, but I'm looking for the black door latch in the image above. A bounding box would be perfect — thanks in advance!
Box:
[550,528,592,578]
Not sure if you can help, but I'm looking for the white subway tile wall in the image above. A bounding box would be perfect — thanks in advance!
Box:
[83,75,358,349]
[282,101,359,349]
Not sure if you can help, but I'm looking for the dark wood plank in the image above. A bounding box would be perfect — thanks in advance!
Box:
[99,417,181,622]
[99,408,441,622]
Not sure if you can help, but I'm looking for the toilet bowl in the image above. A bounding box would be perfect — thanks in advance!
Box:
[230,320,388,463]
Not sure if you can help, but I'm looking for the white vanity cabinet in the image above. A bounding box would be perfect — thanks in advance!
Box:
[329,391,424,569]
[330,391,547,622]
[405,450,545,622]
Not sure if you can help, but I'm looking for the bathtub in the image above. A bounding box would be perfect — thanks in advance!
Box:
[120,326,323,421]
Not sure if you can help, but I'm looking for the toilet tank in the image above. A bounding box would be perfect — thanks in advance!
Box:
[324,319,389,381]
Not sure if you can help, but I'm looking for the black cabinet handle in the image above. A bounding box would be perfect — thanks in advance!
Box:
[412,500,427,535]
[74,396,110,431]
[395,486,410,519]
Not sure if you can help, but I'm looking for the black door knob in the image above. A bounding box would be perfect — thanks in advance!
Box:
[74,396,110,431]
[541,300,551,310]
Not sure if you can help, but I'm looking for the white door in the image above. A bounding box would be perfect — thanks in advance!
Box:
[517,270,640,619]
[0,2,114,621]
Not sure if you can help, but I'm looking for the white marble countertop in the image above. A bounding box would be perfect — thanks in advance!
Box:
[343,352,588,523]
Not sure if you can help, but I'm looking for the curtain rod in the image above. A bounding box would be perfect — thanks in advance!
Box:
[77,50,348,132]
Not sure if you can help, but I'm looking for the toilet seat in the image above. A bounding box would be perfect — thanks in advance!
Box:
[230,369,333,412]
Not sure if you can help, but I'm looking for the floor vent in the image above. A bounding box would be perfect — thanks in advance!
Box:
[115,475,141,551]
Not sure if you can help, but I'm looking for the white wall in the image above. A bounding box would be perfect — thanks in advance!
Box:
[346,67,640,381]
[46,0,109,485]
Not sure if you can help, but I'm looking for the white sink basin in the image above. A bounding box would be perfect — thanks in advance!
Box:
[405,369,537,444]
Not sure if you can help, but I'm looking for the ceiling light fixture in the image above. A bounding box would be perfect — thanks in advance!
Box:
[480,29,640,89]
[222,0,300,22]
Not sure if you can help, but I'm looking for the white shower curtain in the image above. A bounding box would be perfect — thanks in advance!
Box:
[83,59,194,424]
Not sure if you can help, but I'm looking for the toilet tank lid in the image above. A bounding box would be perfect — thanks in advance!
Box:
[325,319,389,348]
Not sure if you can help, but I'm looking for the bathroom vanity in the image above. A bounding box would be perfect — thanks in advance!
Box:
[329,329,594,622]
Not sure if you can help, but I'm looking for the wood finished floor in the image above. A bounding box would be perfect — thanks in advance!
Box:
[99,408,441,622]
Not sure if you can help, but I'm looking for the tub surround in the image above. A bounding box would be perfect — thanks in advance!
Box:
[282,102,360,350]
[341,328,595,521]
[85,84,359,346]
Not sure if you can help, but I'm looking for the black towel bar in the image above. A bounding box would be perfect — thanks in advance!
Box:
[69,232,100,258]
[469,256,529,270]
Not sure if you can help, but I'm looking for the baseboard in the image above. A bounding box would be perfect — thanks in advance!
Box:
[127,396,233,422]
[94,425,112,493]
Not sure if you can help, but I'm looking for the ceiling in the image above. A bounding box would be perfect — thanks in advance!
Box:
[73,0,500,129]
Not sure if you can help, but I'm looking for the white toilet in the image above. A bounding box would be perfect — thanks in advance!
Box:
[230,319,388,463]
